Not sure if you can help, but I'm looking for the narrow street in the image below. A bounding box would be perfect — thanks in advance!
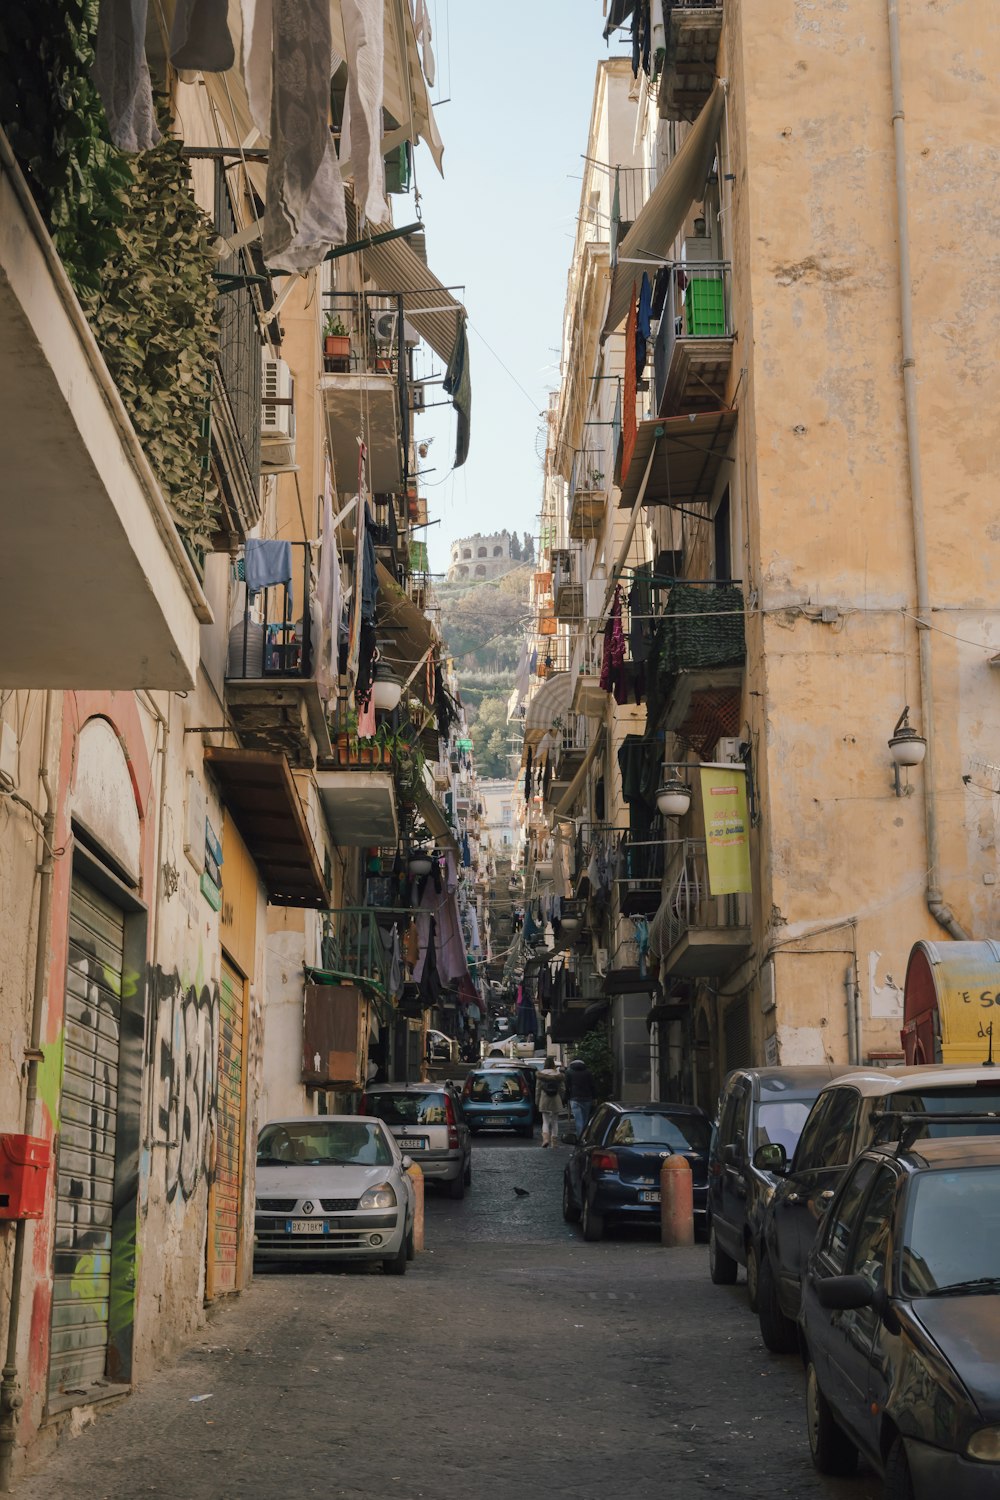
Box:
[17,1140,877,1500]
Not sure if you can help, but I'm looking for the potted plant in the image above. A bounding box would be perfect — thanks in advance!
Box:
[323,314,351,361]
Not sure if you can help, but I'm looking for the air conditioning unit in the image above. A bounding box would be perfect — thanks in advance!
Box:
[410,384,426,413]
[714,736,742,764]
[373,311,397,345]
[261,355,296,470]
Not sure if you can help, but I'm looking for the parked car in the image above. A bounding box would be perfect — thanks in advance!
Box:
[799,1126,1000,1497]
[709,1065,853,1309]
[563,1101,712,1243]
[425,1029,457,1064]
[479,1054,549,1118]
[360,1083,472,1199]
[461,1067,535,1136]
[254,1116,416,1274]
[754,1065,1000,1352]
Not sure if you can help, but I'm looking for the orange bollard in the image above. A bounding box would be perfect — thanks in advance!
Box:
[406,1162,425,1252]
[660,1153,694,1247]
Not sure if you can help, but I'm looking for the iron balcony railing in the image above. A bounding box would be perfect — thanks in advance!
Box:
[226,540,313,680]
[652,261,734,413]
[212,163,263,528]
[321,909,391,995]
[570,448,609,499]
[659,838,750,944]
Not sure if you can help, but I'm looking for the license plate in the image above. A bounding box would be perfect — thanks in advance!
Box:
[638,1190,661,1204]
[398,1138,426,1149]
[287,1220,327,1235]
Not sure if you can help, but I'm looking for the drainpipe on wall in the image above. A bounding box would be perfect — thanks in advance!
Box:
[845,963,859,1066]
[0,691,56,1493]
[886,0,969,942]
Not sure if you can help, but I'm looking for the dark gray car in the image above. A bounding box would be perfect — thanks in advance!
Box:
[708,1065,851,1310]
[360,1082,472,1199]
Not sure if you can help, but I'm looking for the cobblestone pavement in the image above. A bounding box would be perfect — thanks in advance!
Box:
[16,1135,880,1500]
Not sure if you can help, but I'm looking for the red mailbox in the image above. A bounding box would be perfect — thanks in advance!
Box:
[0,1134,52,1219]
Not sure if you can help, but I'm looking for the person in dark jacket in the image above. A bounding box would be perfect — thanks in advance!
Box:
[565,1058,596,1135]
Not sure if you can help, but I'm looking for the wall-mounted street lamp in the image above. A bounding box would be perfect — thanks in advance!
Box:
[372,656,403,712]
[656,763,693,819]
[889,705,926,797]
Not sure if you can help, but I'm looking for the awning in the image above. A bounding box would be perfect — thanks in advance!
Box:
[553,728,606,819]
[415,784,458,852]
[359,225,465,368]
[617,409,737,508]
[204,748,330,908]
[524,672,574,745]
[375,562,437,697]
[602,82,726,341]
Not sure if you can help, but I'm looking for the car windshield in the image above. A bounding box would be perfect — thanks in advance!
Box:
[901,1165,1000,1296]
[256,1121,393,1167]
[365,1093,448,1126]
[755,1099,813,1155]
[469,1073,523,1101]
[881,1087,1000,1138]
[609,1112,711,1153]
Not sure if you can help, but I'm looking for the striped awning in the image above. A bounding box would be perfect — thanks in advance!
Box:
[523,671,574,745]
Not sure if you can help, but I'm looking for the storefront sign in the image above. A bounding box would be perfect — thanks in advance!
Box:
[699,764,752,895]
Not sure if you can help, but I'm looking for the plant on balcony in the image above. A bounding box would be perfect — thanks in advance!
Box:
[0,17,220,555]
[323,313,351,360]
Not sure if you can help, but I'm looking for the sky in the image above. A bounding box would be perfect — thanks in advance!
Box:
[410,2,617,576]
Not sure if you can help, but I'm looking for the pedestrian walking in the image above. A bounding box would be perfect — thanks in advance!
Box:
[536,1056,565,1147]
[565,1057,596,1136]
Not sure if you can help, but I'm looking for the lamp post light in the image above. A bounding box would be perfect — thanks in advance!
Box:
[888,706,926,797]
[656,762,693,819]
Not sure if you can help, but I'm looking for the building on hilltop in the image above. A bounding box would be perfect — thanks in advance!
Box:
[448,530,514,582]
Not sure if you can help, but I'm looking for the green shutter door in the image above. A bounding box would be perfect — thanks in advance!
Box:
[49,875,124,1401]
[207,958,245,1298]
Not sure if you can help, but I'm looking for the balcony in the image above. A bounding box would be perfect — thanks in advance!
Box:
[653,262,734,416]
[568,449,608,542]
[0,131,208,688]
[650,581,745,752]
[552,549,584,621]
[317,703,398,845]
[570,630,606,717]
[320,292,410,494]
[650,838,751,978]
[225,541,331,768]
[320,909,394,996]
[211,163,263,543]
[616,833,667,918]
[658,1,724,123]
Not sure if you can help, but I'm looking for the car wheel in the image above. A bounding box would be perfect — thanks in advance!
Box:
[884,1436,915,1500]
[581,1190,605,1242]
[709,1224,738,1285]
[448,1172,465,1200]
[405,1222,415,1261]
[746,1240,760,1313]
[562,1173,580,1223]
[383,1237,408,1276]
[463,1156,472,1187]
[806,1361,857,1476]
[756,1253,799,1354]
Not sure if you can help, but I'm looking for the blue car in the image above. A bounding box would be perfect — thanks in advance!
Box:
[563,1101,712,1242]
[461,1068,535,1137]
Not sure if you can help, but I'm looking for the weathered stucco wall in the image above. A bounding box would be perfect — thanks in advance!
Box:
[733,0,1000,1060]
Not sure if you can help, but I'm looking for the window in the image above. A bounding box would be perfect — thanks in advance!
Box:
[257,1120,392,1166]
[848,1168,898,1290]
[475,565,486,577]
[462,548,472,560]
[364,1092,448,1126]
[493,545,502,557]
[794,1088,861,1172]
[755,1099,814,1157]
[717,1077,747,1153]
[584,1105,613,1145]
[823,1158,876,1272]
[477,546,487,558]
[610,1111,712,1154]
[901,1165,1000,1295]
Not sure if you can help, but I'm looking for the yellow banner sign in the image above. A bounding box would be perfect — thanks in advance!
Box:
[700,765,752,895]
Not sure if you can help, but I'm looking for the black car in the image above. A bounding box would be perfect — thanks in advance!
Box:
[799,1128,1000,1498]
[708,1065,851,1310]
[753,1066,1000,1353]
[562,1101,711,1242]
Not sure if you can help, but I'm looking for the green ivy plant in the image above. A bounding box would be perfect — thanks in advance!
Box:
[573,1021,614,1102]
[0,7,220,555]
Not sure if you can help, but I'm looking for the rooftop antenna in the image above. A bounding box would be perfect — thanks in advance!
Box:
[985,1020,995,1068]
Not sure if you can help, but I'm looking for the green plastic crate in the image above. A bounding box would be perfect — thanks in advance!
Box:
[685,276,726,337]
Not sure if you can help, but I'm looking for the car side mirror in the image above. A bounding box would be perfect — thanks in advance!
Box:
[724,1141,745,1168]
[815,1274,876,1311]
[753,1142,787,1175]
[401,1155,413,1170]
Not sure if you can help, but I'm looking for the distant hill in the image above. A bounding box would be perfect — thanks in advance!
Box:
[436,564,532,676]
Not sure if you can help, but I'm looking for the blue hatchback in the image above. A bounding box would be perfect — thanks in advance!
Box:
[563,1101,712,1241]
[461,1068,535,1137]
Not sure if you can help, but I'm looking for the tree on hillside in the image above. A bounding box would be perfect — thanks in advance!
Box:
[510,532,522,560]
[522,531,534,563]
[470,694,516,778]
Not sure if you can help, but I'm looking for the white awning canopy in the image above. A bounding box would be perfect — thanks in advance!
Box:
[356,228,464,366]
[524,672,574,745]
[602,82,726,341]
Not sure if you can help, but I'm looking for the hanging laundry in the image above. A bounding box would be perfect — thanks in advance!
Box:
[315,472,342,700]
[169,0,234,70]
[93,0,160,152]
[402,918,420,969]
[244,538,293,602]
[340,0,389,226]
[412,0,436,85]
[600,585,628,704]
[264,0,346,272]
[636,273,653,377]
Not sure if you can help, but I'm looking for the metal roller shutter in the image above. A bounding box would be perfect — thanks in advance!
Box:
[49,875,124,1401]
[723,997,752,1072]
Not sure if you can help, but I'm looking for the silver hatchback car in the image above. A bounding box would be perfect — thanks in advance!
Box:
[361,1083,472,1199]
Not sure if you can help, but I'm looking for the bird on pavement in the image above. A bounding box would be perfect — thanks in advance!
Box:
[513,1186,530,1198]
